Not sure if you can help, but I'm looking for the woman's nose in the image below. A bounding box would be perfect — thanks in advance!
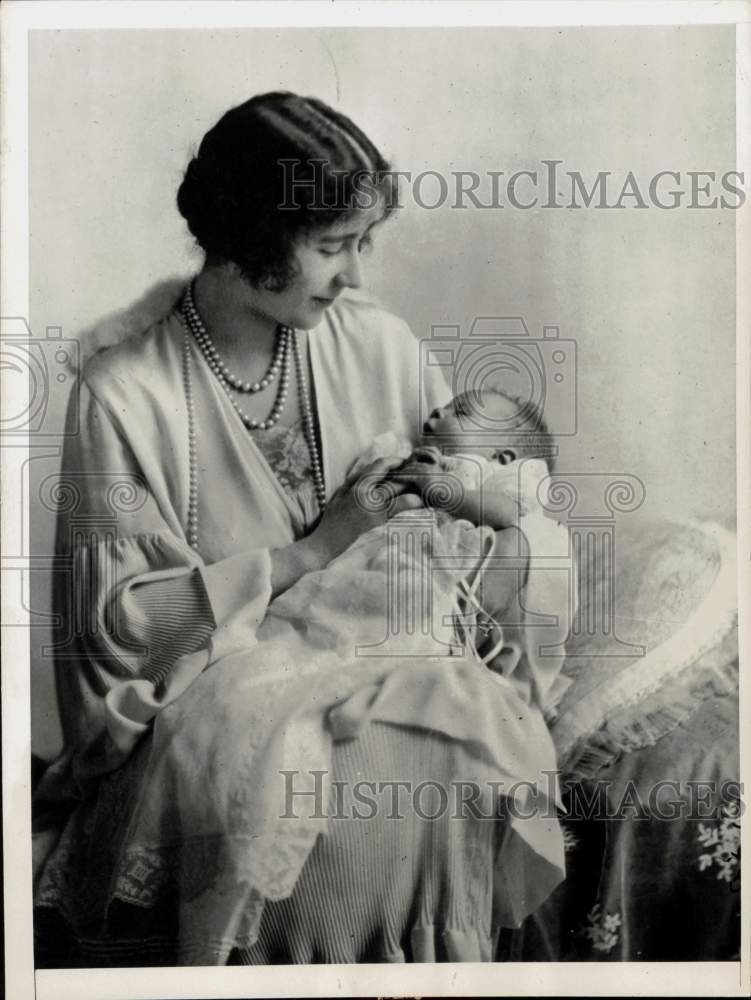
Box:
[337,248,363,290]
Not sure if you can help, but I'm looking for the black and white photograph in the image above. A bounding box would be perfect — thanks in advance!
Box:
[2,2,749,997]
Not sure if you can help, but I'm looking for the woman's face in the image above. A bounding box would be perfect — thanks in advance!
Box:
[246,202,386,330]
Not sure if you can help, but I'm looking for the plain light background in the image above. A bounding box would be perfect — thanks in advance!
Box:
[28,26,737,757]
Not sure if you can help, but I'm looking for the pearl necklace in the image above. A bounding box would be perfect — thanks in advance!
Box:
[179,285,327,552]
[184,281,286,391]
[183,281,291,430]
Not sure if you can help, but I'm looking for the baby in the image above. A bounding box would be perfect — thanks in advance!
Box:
[351,385,574,710]
[391,386,556,525]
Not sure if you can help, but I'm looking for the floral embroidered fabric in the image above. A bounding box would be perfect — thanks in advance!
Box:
[249,418,311,496]
[249,418,321,524]
[500,691,740,962]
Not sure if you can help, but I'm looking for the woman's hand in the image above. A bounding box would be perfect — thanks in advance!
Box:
[302,457,425,568]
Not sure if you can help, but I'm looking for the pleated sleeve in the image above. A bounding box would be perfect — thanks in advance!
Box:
[51,370,273,789]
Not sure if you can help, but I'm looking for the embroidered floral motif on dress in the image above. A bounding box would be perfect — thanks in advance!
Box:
[581,903,622,954]
[697,800,741,886]
[560,825,580,853]
[249,419,313,496]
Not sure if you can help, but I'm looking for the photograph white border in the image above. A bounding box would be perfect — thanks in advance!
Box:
[2,2,749,998]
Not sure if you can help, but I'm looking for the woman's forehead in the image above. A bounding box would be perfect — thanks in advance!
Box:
[314,202,386,241]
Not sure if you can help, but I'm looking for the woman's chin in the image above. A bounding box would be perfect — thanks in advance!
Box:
[288,303,332,330]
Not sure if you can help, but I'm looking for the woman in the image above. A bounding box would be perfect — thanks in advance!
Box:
[33,92,564,965]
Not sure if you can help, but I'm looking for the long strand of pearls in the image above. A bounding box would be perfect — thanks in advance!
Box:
[292,332,327,514]
[182,331,200,551]
[179,286,327,553]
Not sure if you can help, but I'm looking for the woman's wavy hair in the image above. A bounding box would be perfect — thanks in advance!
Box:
[177,91,395,290]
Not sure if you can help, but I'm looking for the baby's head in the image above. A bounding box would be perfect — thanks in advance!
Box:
[421,386,556,472]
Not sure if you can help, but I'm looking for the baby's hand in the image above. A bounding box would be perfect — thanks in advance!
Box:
[388,446,442,492]
[408,444,443,466]
[388,445,442,475]
[389,448,468,510]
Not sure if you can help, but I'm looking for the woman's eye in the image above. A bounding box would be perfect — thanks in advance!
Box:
[319,244,343,257]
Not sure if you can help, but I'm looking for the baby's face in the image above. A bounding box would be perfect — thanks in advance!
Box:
[421,392,519,463]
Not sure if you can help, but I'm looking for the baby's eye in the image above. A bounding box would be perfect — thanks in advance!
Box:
[357,233,374,253]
